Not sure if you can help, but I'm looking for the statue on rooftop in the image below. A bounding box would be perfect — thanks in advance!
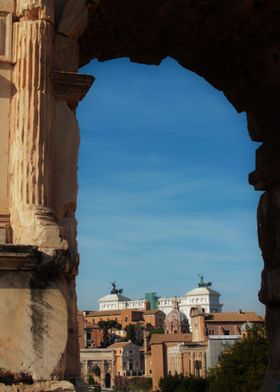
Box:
[198,274,212,288]
[111,281,124,295]
[111,281,117,294]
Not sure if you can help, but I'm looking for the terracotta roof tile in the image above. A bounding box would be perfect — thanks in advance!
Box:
[86,310,122,316]
[205,312,263,323]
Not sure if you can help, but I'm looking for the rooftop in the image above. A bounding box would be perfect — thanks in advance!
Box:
[109,341,136,349]
[99,293,131,302]
[185,287,220,296]
[85,310,122,316]
[205,312,263,323]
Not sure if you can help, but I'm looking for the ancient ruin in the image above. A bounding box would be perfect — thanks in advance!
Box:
[0,0,279,390]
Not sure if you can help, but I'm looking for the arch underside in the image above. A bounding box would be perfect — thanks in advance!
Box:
[79,0,280,145]
[77,1,280,388]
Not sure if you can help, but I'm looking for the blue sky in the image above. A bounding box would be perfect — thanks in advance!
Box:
[76,57,264,315]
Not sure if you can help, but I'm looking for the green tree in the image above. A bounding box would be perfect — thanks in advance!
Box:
[113,376,152,392]
[149,327,164,335]
[159,373,206,392]
[113,376,130,392]
[97,320,122,347]
[125,324,144,345]
[92,364,101,377]
[129,377,152,391]
[208,324,268,392]
[98,320,121,330]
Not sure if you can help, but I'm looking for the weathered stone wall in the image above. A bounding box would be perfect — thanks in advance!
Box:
[0,0,92,389]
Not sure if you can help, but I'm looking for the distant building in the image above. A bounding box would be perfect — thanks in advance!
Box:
[158,286,223,326]
[78,307,166,350]
[80,342,144,387]
[84,307,165,330]
[99,292,135,310]
[146,306,263,391]
[80,348,115,389]
[164,299,190,334]
[98,278,223,327]
[145,292,159,310]
[78,311,104,349]
[109,341,143,377]
[194,309,263,338]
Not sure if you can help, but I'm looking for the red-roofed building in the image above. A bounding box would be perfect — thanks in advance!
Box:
[146,307,264,390]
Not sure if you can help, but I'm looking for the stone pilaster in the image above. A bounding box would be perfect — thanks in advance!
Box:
[249,117,280,391]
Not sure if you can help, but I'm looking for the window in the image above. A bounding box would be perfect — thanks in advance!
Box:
[125,316,128,322]
[224,330,230,335]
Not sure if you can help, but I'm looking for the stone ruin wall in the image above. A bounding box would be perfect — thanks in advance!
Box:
[0,1,93,390]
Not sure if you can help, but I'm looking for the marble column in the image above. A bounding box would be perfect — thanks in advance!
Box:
[10,1,66,250]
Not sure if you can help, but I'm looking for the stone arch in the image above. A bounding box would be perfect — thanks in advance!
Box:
[1,1,279,390]
[78,0,278,131]
[76,3,279,388]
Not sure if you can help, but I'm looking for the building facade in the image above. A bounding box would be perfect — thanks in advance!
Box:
[80,348,116,389]
[98,281,223,328]
[147,306,263,391]
[109,341,144,377]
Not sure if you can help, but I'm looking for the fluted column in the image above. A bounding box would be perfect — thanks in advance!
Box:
[10,2,66,250]
[12,20,52,208]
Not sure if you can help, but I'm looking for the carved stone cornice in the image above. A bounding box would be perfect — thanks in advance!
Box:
[52,71,94,109]
[0,245,77,275]
[0,245,38,270]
